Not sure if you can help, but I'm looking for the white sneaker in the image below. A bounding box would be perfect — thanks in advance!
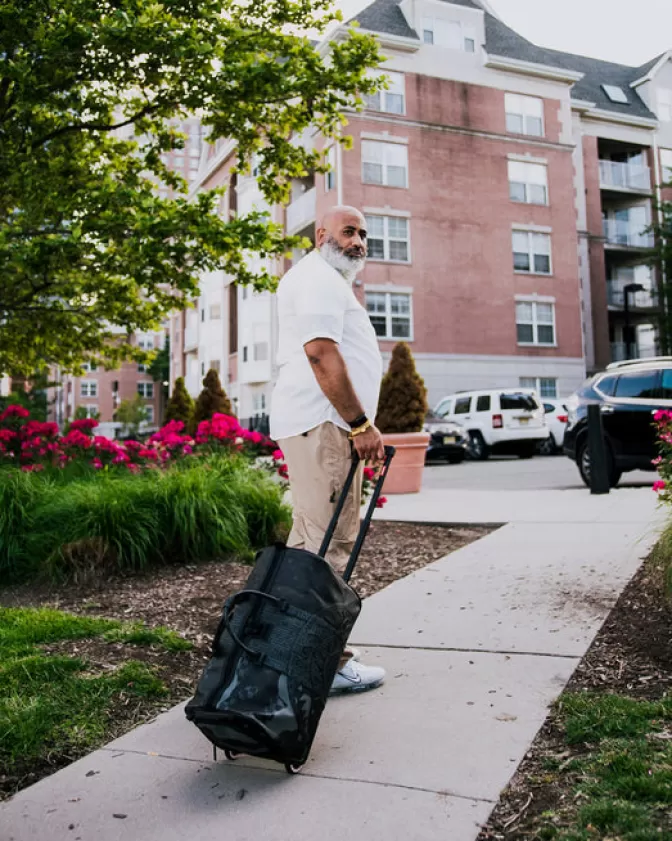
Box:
[343,647,361,662]
[330,659,386,696]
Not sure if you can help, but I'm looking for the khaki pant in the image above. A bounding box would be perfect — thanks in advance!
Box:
[278,422,363,574]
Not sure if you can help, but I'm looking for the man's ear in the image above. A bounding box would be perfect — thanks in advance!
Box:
[315,227,326,247]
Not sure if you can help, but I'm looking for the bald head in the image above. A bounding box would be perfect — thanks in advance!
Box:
[315,206,367,279]
[317,205,365,236]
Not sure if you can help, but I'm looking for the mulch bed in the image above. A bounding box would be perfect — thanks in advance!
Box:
[0,521,490,798]
[477,553,672,840]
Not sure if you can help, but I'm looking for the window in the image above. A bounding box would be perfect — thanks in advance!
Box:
[174,155,184,168]
[138,363,147,374]
[476,395,491,412]
[661,149,672,183]
[362,141,408,188]
[201,308,205,322]
[435,398,452,417]
[516,301,555,346]
[513,231,552,274]
[80,380,98,398]
[602,84,629,104]
[420,17,476,52]
[365,215,410,262]
[505,94,544,137]
[519,377,558,398]
[210,304,221,320]
[508,161,548,205]
[500,392,539,410]
[253,342,269,362]
[209,360,221,373]
[137,382,154,399]
[144,405,155,425]
[325,146,336,192]
[614,370,659,400]
[201,362,205,376]
[365,72,405,115]
[80,405,99,419]
[596,374,618,397]
[660,369,672,398]
[229,284,238,354]
[365,292,412,340]
[253,393,267,413]
[657,88,672,122]
[82,361,97,373]
[242,346,248,362]
[454,396,471,414]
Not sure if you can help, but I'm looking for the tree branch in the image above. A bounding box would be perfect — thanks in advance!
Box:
[33,103,162,148]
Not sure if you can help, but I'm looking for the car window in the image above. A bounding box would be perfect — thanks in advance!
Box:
[543,403,555,414]
[661,369,672,399]
[454,396,472,415]
[595,374,617,396]
[435,399,452,417]
[614,370,660,400]
[476,395,491,412]
[499,393,538,411]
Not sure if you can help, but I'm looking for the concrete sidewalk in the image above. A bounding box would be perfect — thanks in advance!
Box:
[2,487,666,841]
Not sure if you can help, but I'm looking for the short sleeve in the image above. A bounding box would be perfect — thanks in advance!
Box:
[294,272,347,346]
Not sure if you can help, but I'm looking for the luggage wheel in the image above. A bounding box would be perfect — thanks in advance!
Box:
[284,762,303,775]
[224,749,241,761]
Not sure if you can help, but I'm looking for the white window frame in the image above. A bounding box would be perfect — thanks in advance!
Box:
[365,71,405,115]
[421,17,476,52]
[519,377,558,398]
[325,145,337,192]
[365,214,411,263]
[80,380,98,398]
[661,149,672,183]
[361,141,408,188]
[144,405,155,425]
[137,334,155,351]
[365,291,414,341]
[137,382,154,399]
[209,303,222,320]
[658,88,672,123]
[508,161,548,205]
[512,230,552,275]
[79,404,99,419]
[516,301,556,347]
[505,93,545,137]
[82,361,97,373]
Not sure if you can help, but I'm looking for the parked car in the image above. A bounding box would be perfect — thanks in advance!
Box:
[433,389,548,460]
[564,356,672,487]
[538,399,569,455]
[423,411,469,464]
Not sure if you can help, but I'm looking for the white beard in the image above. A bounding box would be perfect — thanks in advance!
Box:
[319,239,365,282]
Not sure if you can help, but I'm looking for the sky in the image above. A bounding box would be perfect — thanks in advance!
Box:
[335,0,672,67]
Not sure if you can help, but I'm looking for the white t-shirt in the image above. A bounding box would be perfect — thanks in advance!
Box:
[270,250,383,441]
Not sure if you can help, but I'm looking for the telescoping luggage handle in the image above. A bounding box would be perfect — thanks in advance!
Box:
[318,445,396,584]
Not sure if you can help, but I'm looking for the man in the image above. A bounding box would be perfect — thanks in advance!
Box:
[270,205,386,695]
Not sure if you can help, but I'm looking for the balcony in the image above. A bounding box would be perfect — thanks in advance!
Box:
[286,186,316,236]
[602,219,654,249]
[607,280,659,309]
[183,325,198,352]
[599,160,651,192]
[610,342,657,363]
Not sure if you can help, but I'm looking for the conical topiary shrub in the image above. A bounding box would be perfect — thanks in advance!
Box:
[192,368,233,434]
[375,342,428,434]
[164,377,195,427]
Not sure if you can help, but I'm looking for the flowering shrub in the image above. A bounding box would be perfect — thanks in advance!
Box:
[653,410,672,500]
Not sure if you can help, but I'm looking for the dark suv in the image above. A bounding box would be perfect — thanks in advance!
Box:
[564,357,672,487]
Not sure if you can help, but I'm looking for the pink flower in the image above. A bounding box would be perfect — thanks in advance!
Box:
[182,444,193,455]
[272,448,284,461]
[375,496,388,509]
[652,456,663,466]
[92,458,103,469]
[653,480,666,493]
[363,467,376,481]
[0,404,30,421]
[69,418,99,432]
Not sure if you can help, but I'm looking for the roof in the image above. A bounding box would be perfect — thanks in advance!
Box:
[348,0,661,121]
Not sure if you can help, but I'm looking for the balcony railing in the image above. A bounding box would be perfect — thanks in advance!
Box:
[610,342,658,362]
[183,326,198,351]
[599,160,651,192]
[603,219,654,248]
[607,280,659,309]
[286,186,316,235]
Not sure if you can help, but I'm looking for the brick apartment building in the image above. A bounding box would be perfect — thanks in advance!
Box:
[48,119,203,432]
[169,0,672,414]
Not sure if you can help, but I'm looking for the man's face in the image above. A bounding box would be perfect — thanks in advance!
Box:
[317,212,368,261]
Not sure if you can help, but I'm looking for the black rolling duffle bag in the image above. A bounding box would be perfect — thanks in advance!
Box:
[185,445,395,775]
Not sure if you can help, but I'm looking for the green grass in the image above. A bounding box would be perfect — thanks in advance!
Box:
[536,692,672,840]
[0,454,291,583]
[650,519,672,598]
[0,606,191,780]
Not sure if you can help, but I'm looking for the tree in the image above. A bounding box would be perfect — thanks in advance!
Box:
[164,377,194,427]
[0,370,53,421]
[114,395,149,439]
[651,196,672,354]
[0,1,383,377]
[375,343,428,434]
[192,368,233,433]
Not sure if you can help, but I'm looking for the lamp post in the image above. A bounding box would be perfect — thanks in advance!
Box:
[623,282,645,360]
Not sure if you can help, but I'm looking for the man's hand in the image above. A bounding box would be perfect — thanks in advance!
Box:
[353,424,385,463]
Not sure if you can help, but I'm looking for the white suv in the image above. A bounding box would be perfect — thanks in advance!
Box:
[434,389,548,460]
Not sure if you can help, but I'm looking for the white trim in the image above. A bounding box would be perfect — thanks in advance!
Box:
[360,131,409,144]
[507,152,548,165]
[485,53,583,84]
[363,206,411,217]
[571,98,597,112]
[512,222,552,233]
[582,108,658,130]
[365,288,414,342]
[326,26,420,54]
[515,298,557,347]
[630,51,672,88]
[515,293,556,303]
[365,284,414,294]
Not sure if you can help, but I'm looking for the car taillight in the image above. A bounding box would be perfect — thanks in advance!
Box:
[492,414,503,428]
[557,414,568,424]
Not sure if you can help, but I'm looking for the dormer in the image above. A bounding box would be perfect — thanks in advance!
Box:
[399,0,486,56]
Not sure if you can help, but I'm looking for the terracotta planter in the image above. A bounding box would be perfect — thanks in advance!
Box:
[380,431,430,494]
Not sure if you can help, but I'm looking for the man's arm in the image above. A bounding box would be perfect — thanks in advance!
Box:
[304,338,384,462]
